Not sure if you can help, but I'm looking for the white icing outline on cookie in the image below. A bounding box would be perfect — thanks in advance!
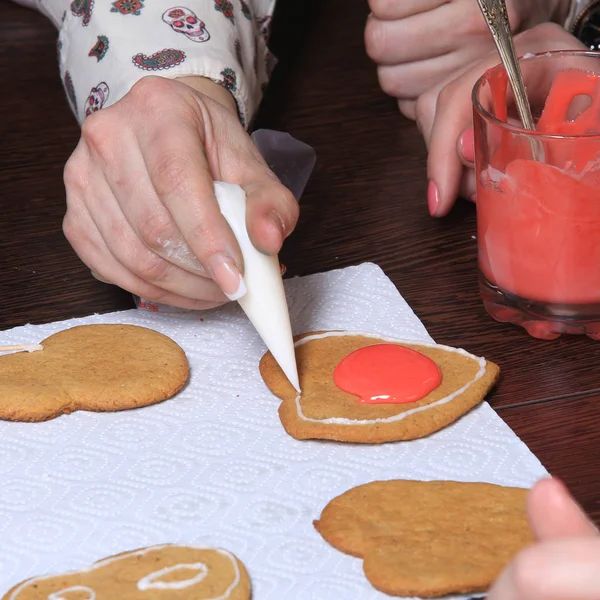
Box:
[48,586,95,600]
[8,545,241,600]
[137,562,208,590]
[293,331,487,425]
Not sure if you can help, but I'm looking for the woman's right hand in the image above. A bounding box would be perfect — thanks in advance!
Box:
[489,477,600,599]
[63,75,299,310]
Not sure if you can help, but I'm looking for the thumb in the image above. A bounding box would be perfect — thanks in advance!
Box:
[217,131,300,257]
[528,478,598,541]
[244,177,300,256]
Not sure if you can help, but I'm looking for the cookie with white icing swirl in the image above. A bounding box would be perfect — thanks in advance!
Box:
[3,545,250,600]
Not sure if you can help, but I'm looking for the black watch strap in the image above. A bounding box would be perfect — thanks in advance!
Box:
[568,0,600,49]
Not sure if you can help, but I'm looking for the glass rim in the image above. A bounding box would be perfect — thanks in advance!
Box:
[472,49,600,140]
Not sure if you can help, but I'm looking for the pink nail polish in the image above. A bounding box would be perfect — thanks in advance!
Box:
[470,193,477,204]
[208,254,247,301]
[460,130,475,163]
[427,181,440,217]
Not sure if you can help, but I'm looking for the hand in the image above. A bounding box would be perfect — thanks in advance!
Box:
[489,477,600,599]
[63,76,298,309]
[364,0,571,119]
[412,22,586,216]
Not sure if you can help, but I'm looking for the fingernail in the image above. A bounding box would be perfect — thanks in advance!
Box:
[460,129,475,163]
[427,180,440,217]
[208,254,247,301]
[470,193,477,203]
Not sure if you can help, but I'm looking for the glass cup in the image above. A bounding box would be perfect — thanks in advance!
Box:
[473,50,600,340]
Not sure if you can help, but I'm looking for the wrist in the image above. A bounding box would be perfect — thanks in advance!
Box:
[176,76,238,119]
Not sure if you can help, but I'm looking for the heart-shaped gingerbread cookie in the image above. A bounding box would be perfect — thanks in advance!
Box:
[0,324,188,422]
[260,331,500,443]
[314,480,532,597]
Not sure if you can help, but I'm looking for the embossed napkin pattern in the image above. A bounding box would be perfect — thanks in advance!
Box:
[0,263,546,600]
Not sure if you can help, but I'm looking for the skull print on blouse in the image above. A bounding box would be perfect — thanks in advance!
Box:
[84,82,109,116]
[28,0,278,126]
[162,7,210,42]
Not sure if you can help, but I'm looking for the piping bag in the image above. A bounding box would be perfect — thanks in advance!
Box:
[215,131,316,392]
[214,182,300,390]
[133,130,316,392]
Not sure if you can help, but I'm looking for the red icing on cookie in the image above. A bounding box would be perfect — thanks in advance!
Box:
[333,344,442,404]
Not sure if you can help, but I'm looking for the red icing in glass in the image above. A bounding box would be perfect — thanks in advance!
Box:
[333,344,442,404]
[478,67,600,305]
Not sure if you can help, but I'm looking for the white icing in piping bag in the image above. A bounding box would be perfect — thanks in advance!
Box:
[214,182,300,392]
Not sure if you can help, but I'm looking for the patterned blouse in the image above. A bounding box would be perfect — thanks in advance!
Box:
[12,0,276,127]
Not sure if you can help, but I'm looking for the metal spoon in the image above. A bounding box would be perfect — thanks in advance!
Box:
[476,0,536,131]
[476,0,545,162]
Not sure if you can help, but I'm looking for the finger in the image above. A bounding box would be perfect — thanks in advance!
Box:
[458,128,475,165]
[91,270,112,284]
[422,62,494,216]
[368,0,447,21]
[81,159,227,304]
[243,180,299,256]
[487,560,521,600]
[80,107,210,279]
[210,130,300,256]
[63,189,223,311]
[488,538,600,600]
[398,99,416,120]
[133,80,245,300]
[528,478,598,540]
[376,47,487,100]
[142,124,244,299]
[365,5,474,65]
[459,167,476,200]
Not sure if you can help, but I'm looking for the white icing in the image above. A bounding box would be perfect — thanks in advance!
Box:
[48,586,95,600]
[294,331,487,425]
[25,344,43,353]
[137,562,208,590]
[9,545,241,600]
[0,344,43,355]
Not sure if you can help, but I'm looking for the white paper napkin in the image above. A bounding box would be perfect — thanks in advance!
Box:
[0,263,546,600]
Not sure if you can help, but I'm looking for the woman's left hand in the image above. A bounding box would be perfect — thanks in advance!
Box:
[364,0,570,120]
[409,23,585,217]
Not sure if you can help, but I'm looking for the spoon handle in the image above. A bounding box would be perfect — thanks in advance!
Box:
[476,0,536,131]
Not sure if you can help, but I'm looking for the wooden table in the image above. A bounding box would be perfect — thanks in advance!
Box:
[2,0,599,525]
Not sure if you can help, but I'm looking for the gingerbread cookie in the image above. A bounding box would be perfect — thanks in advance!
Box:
[260,331,499,443]
[0,324,189,422]
[314,480,532,598]
[3,544,250,600]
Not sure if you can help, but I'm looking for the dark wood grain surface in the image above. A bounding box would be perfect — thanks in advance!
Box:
[1,0,599,522]
[500,395,600,523]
